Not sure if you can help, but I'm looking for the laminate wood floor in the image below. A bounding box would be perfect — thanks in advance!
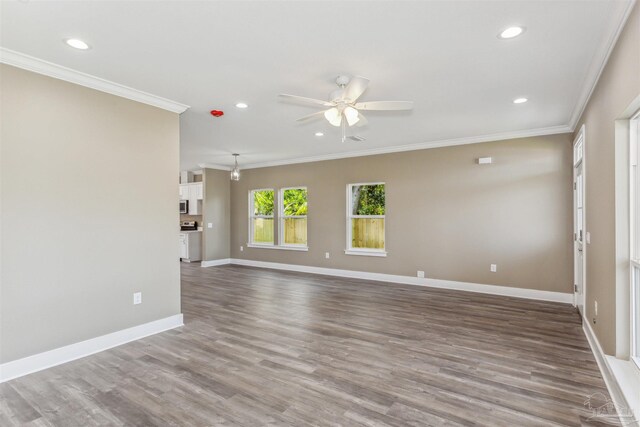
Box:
[1,263,621,426]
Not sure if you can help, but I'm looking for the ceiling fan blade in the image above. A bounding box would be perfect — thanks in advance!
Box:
[355,112,368,127]
[296,110,328,122]
[342,76,370,103]
[354,101,414,111]
[278,94,334,107]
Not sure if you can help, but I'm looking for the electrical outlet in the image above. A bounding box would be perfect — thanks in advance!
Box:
[490,264,497,272]
[325,252,330,259]
[133,292,142,305]
[586,232,591,244]
[595,300,598,316]
[208,223,213,228]
[417,271,425,278]
[240,246,244,252]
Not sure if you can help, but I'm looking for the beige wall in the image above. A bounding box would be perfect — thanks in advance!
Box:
[203,168,230,261]
[574,3,640,355]
[231,134,574,293]
[0,65,182,363]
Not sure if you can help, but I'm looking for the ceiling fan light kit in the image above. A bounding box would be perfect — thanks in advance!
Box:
[343,106,359,126]
[324,107,341,126]
[279,75,413,142]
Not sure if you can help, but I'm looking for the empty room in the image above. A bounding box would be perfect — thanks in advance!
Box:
[1,0,640,425]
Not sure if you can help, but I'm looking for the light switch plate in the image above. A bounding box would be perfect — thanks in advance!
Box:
[586,232,591,244]
[133,292,142,305]
[325,252,330,259]
[490,264,497,272]
[240,246,244,252]
[208,223,213,228]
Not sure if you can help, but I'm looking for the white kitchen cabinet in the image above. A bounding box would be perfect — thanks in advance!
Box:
[178,182,203,214]
[179,185,189,201]
[179,182,203,200]
[179,231,201,262]
[191,182,203,200]
[188,198,201,215]
[179,234,188,258]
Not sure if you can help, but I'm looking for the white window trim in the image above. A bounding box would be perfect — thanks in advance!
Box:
[247,243,308,252]
[344,249,388,257]
[346,182,387,257]
[248,188,275,247]
[632,261,640,369]
[278,186,308,250]
[631,110,640,370]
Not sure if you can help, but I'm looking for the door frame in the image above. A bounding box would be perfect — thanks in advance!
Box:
[573,125,587,314]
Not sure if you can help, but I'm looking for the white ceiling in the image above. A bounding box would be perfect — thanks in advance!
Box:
[0,1,634,170]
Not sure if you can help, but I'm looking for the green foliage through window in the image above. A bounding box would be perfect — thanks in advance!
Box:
[283,188,307,216]
[253,190,274,215]
[351,184,385,215]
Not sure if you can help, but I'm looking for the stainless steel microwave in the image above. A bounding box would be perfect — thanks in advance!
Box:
[179,200,188,214]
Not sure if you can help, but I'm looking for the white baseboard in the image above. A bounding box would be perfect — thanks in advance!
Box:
[202,258,573,304]
[582,320,639,426]
[0,314,183,383]
[201,258,232,267]
[422,277,572,303]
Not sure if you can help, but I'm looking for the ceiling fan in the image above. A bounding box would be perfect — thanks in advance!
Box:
[278,75,413,142]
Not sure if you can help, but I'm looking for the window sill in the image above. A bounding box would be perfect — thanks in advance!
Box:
[247,244,308,252]
[344,249,387,257]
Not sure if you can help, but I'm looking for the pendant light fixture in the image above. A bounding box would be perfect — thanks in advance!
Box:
[230,154,241,181]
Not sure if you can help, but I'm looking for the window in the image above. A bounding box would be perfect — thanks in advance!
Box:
[346,183,386,256]
[248,187,308,251]
[249,189,274,246]
[280,187,307,247]
[631,111,640,368]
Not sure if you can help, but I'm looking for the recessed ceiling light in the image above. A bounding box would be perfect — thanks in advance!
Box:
[315,132,324,137]
[499,26,525,39]
[65,38,90,50]
[513,97,528,104]
[235,102,248,109]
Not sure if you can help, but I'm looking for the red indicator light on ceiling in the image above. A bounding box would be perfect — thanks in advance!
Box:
[210,110,224,117]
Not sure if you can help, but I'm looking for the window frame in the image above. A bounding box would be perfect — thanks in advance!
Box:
[248,188,275,247]
[345,182,387,257]
[630,110,640,369]
[279,186,308,249]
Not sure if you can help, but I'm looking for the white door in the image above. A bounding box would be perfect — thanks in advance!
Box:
[573,131,585,314]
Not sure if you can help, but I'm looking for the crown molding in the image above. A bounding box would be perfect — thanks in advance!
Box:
[0,48,190,114]
[568,0,637,131]
[197,163,230,171]
[239,124,572,170]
